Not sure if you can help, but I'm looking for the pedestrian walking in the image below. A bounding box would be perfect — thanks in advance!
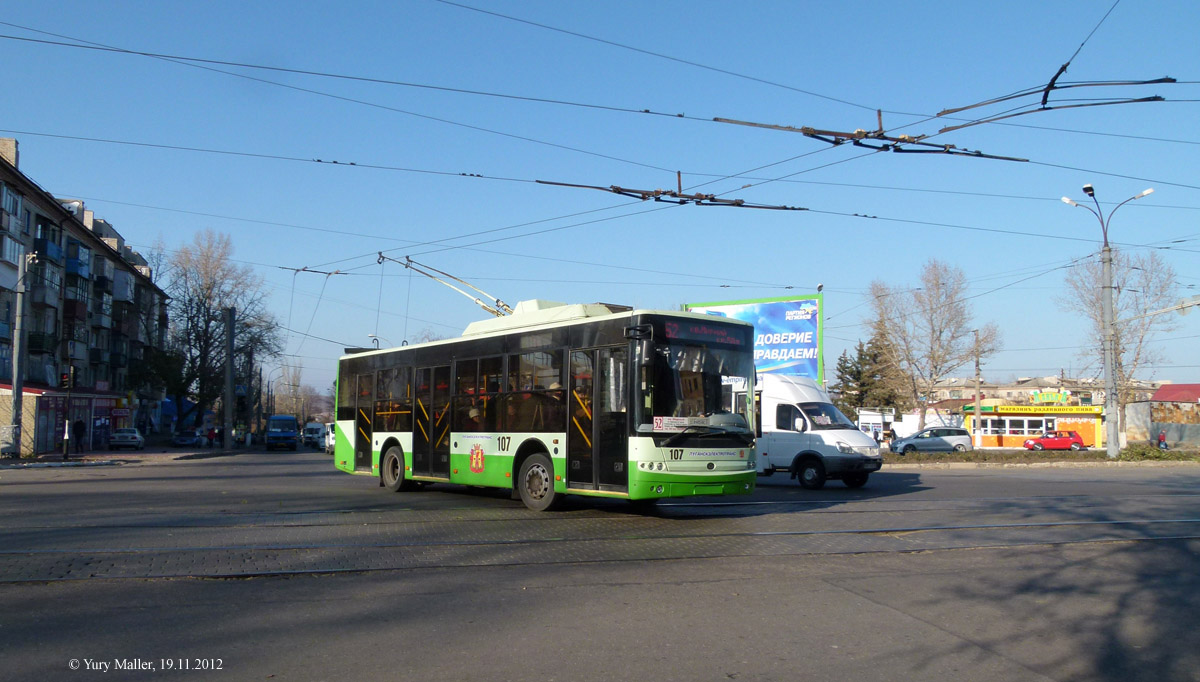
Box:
[207,428,216,448]
[72,420,86,455]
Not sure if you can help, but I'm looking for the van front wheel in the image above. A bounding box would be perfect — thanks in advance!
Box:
[797,458,826,490]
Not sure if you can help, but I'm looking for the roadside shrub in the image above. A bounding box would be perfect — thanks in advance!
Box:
[1119,443,1198,462]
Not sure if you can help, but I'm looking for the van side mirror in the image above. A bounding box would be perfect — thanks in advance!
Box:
[794,417,806,432]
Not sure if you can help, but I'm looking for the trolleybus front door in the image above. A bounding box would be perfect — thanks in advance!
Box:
[567,347,628,492]
[355,373,374,471]
[413,365,452,478]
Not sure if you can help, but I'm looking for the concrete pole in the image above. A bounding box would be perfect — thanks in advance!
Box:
[1101,244,1119,459]
[1063,185,1152,459]
[224,307,235,450]
[9,253,31,457]
[973,330,982,449]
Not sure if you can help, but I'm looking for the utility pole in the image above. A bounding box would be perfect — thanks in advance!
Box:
[62,366,73,461]
[9,252,33,458]
[1062,185,1153,458]
[223,307,235,450]
[973,330,982,449]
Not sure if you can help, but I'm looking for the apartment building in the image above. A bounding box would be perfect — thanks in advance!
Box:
[1,138,169,455]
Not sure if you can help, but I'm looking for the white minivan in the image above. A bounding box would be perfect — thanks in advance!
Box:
[737,374,882,489]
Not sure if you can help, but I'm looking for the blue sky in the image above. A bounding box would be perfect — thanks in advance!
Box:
[3,0,1198,391]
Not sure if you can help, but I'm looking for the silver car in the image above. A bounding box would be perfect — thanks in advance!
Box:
[891,427,972,454]
[109,427,145,450]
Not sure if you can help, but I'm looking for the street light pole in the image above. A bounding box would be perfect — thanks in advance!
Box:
[1062,185,1154,459]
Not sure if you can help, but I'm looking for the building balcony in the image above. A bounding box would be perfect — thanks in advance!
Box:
[66,257,91,278]
[109,352,127,368]
[31,284,59,309]
[0,321,9,341]
[33,238,64,265]
[89,347,106,365]
[115,315,138,337]
[93,275,112,293]
[90,311,112,329]
[63,299,88,323]
[113,270,134,303]
[27,331,57,354]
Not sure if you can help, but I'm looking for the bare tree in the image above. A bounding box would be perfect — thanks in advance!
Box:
[1060,249,1178,422]
[165,230,282,426]
[869,260,1000,429]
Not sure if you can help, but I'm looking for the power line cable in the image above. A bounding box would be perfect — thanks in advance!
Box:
[0,25,677,173]
[431,0,880,113]
[0,30,710,121]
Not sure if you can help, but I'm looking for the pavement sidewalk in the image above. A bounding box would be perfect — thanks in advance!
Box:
[0,443,250,469]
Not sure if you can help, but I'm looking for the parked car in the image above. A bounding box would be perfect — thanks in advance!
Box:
[109,427,145,450]
[1024,430,1086,451]
[890,427,973,454]
[171,430,202,447]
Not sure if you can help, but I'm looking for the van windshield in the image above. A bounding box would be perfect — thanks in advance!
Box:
[798,402,857,431]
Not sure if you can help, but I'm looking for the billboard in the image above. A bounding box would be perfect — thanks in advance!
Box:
[684,295,823,382]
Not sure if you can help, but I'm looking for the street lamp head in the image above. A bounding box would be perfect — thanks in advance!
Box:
[1137,188,1154,199]
[1061,196,1078,207]
[1082,184,1095,198]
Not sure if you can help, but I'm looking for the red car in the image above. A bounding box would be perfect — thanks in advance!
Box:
[1024,430,1087,451]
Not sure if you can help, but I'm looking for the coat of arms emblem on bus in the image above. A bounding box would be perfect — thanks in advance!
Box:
[469,444,485,473]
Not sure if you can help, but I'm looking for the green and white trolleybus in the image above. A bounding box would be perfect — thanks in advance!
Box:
[333,300,757,510]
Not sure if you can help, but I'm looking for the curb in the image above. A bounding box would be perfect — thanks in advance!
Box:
[0,460,124,470]
[884,460,1200,470]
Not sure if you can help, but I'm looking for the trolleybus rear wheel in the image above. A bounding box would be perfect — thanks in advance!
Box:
[381,446,414,492]
[518,453,560,511]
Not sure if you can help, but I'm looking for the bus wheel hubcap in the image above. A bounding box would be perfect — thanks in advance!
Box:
[525,464,550,499]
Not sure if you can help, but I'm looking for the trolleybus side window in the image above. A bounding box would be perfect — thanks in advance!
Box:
[478,356,503,431]
[374,366,412,432]
[453,359,479,432]
[504,350,566,432]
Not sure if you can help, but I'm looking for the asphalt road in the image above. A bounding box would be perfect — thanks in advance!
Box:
[2,450,1199,681]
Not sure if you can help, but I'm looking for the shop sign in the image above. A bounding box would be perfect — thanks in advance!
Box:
[995,405,1102,414]
[1032,391,1069,404]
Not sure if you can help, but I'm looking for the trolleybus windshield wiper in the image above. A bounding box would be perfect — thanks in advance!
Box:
[663,425,752,447]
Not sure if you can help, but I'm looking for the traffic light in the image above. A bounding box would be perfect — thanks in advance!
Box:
[59,366,75,390]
